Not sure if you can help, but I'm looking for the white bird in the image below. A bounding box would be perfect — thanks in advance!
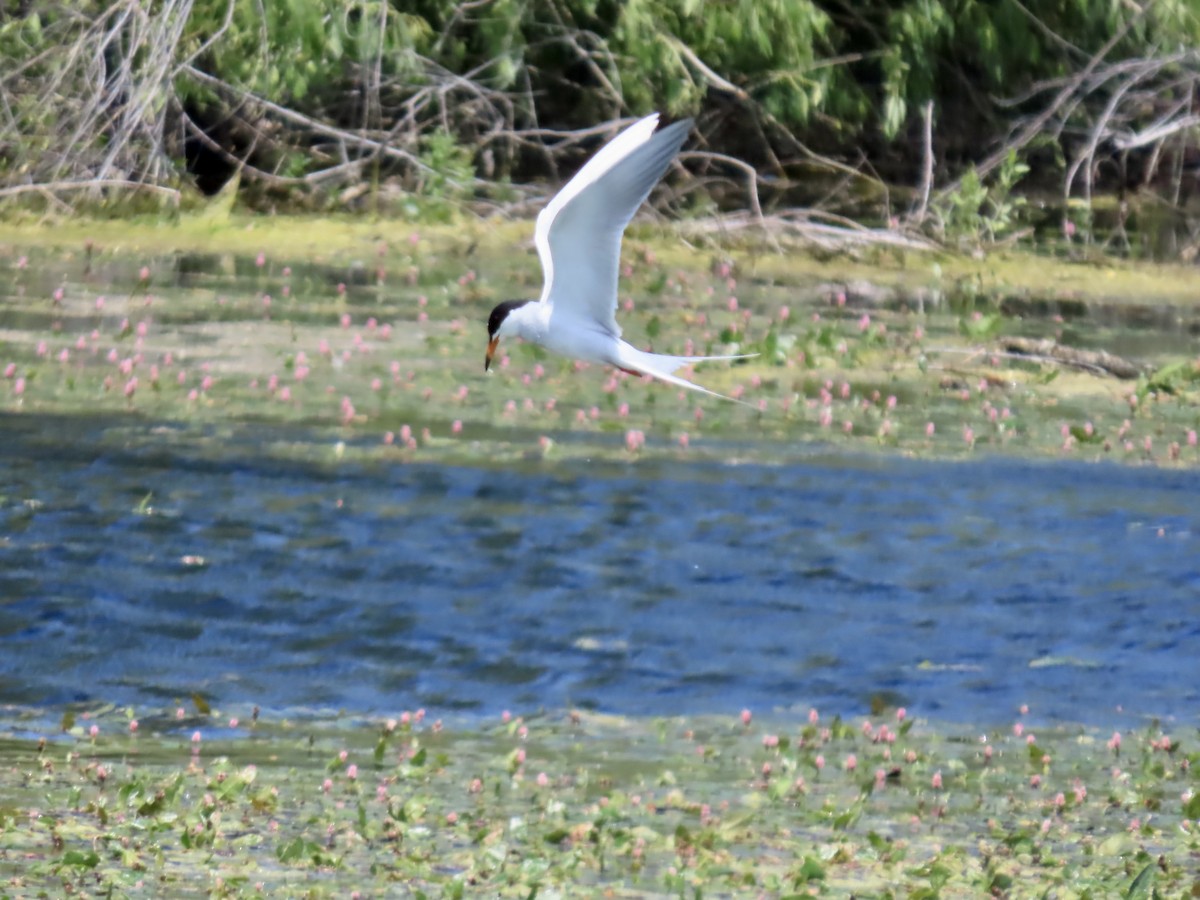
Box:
[484,112,754,402]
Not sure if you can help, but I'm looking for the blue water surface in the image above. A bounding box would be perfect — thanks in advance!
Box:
[1,413,1197,728]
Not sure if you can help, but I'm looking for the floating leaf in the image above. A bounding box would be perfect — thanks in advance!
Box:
[1184,792,1200,819]
[794,856,825,882]
[59,849,99,868]
[1126,862,1154,898]
[959,312,1002,339]
[276,837,322,865]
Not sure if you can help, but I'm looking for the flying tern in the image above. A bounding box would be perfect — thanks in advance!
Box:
[484,112,754,402]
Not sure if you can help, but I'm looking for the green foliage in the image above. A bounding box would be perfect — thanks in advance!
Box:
[958,312,1002,339]
[1126,862,1155,899]
[1136,359,1200,402]
[3,0,1200,216]
[413,131,476,220]
[185,0,427,105]
[937,150,1030,245]
[615,0,861,125]
[875,0,1200,138]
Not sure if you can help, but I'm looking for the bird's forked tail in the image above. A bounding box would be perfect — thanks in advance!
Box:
[613,342,757,405]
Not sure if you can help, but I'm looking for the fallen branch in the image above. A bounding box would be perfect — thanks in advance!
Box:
[925,346,1111,378]
[999,336,1147,378]
[0,179,181,204]
[679,210,939,252]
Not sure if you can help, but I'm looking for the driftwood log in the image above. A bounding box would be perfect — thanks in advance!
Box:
[999,337,1147,379]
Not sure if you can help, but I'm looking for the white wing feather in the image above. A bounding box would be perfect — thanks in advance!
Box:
[534,114,691,336]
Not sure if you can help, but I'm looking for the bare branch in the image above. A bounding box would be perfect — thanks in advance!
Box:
[0,179,180,202]
[912,101,935,225]
[1111,113,1200,150]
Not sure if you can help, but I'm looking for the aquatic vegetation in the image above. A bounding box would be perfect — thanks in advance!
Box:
[0,703,1195,896]
[1,222,1198,896]
[1,223,1198,470]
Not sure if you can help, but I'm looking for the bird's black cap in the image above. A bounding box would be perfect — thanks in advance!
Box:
[487,299,532,338]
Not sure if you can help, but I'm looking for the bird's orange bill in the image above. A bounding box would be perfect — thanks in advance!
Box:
[484,336,500,371]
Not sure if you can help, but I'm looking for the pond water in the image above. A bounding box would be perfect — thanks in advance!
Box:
[2,411,1196,728]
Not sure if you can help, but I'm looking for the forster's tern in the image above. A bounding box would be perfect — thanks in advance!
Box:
[484,113,753,402]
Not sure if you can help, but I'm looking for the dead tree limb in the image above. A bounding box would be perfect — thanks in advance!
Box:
[1000,337,1148,378]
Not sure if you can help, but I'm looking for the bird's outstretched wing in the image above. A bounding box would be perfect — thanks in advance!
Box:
[535,114,692,337]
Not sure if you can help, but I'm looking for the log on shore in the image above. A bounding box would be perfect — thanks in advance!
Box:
[999,337,1147,379]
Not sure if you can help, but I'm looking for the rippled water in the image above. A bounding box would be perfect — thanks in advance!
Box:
[2,412,1197,727]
